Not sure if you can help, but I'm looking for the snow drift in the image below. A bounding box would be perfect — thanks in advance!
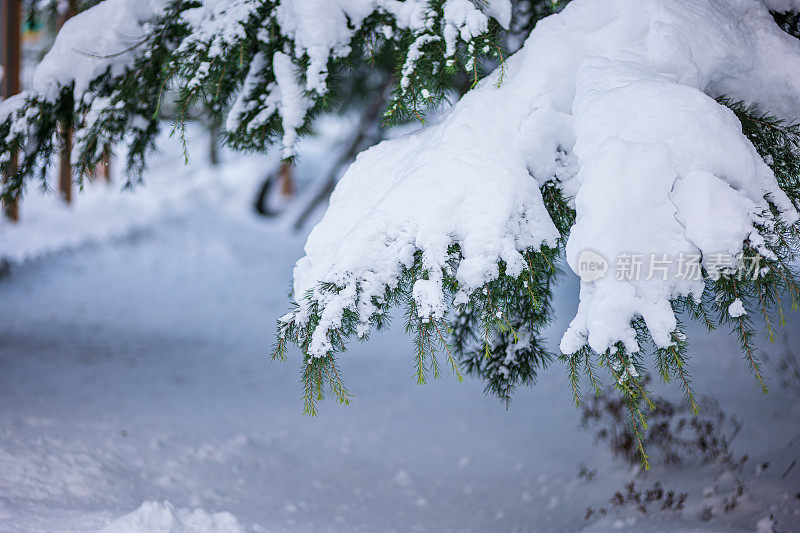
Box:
[100,501,245,533]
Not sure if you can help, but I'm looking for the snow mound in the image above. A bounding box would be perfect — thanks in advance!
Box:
[0,125,277,265]
[100,501,245,533]
[0,181,160,264]
[291,0,800,358]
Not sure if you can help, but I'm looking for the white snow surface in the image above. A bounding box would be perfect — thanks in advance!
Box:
[0,129,276,264]
[293,0,800,358]
[729,298,748,317]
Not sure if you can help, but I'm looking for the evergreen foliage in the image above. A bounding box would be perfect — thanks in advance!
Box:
[1,0,523,203]
[273,96,800,468]
[3,0,800,467]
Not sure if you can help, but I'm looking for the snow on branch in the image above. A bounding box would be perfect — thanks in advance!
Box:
[32,0,167,101]
[764,0,800,11]
[0,0,513,199]
[286,0,800,370]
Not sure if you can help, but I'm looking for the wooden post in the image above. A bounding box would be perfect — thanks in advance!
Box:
[1,0,21,220]
[209,117,221,167]
[58,129,73,203]
[101,143,112,182]
[93,143,112,182]
[57,0,77,204]
[279,160,294,197]
[59,128,73,203]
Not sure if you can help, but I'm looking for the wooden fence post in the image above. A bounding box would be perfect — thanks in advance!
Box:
[1,0,21,221]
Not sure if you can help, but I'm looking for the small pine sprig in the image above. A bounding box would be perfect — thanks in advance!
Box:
[720,97,800,207]
[454,246,561,405]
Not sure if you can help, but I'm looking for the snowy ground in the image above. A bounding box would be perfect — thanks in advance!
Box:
[1,130,800,532]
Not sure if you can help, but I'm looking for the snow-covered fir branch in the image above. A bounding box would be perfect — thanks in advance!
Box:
[0,0,511,197]
[273,0,800,461]
[4,0,800,466]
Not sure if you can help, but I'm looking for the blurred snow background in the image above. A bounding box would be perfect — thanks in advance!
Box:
[1,124,800,533]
